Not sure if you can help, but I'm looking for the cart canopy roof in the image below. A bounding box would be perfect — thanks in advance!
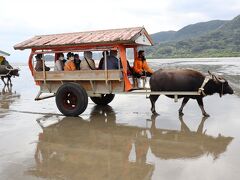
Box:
[14,27,153,50]
[0,50,10,56]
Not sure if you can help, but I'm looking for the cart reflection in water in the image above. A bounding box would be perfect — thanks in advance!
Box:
[28,106,233,179]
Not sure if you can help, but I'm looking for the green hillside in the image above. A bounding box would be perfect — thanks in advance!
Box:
[147,15,240,58]
[150,31,176,43]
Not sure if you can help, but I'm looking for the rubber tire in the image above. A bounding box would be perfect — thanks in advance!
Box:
[90,94,115,105]
[55,83,88,116]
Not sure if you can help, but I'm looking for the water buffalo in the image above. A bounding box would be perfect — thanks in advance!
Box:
[149,69,234,117]
[0,65,19,86]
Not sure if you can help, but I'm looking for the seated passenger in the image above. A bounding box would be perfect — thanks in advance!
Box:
[54,53,65,71]
[133,50,153,77]
[118,58,133,75]
[100,50,119,70]
[34,54,50,71]
[98,51,109,69]
[80,51,96,70]
[0,56,10,67]
[0,56,13,71]
[74,54,81,70]
[127,60,133,76]
[64,52,76,71]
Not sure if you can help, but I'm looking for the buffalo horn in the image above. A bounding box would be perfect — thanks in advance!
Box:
[5,67,13,71]
[5,67,18,71]
[216,77,225,83]
[212,73,225,83]
[208,71,212,76]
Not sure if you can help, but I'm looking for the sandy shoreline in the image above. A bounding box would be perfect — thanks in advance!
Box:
[0,58,240,179]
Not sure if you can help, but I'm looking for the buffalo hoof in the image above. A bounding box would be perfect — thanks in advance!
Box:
[152,111,159,115]
[203,113,210,117]
[151,113,159,118]
[179,111,184,116]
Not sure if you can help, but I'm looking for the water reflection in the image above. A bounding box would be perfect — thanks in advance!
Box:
[150,115,233,160]
[0,85,20,110]
[28,105,233,179]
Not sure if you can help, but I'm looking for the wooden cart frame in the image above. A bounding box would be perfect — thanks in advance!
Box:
[14,27,201,116]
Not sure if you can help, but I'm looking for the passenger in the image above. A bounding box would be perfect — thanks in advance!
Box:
[100,50,119,70]
[74,54,81,70]
[98,51,109,69]
[54,53,64,71]
[64,52,76,71]
[0,56,13,70]
[62,56,67,65]
[80,51,96,70]
[127,60,134,76]
[133,50,153,77]
[34,54,50,71]
[118,58,133,75]
[0,56,9,66]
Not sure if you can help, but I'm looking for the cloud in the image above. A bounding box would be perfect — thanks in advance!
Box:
[0,0,240,62]
[168,0,240,20]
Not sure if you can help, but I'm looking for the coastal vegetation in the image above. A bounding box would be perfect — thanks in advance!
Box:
[147,15,240,58]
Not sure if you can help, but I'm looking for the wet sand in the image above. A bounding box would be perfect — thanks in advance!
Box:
[0,58,240,180]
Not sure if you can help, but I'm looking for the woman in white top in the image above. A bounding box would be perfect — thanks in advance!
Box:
[54,53,65,71]
[80,51,96,70]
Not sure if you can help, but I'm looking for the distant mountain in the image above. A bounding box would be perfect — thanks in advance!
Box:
[219,15,240,31]
[152,20,226,44]
[172,20,227,42]
[147,15,240,58]
[150,31,176,43]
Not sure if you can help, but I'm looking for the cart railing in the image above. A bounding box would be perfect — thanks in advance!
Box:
[34,70,123,81]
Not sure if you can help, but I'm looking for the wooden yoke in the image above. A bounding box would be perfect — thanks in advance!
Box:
[118,45,132,91]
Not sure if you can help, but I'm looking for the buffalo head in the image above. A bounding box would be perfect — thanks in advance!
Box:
[208,71,234,97]
[5,67,20,77]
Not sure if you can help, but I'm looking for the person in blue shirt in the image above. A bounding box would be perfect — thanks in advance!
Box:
[100,50,119,70]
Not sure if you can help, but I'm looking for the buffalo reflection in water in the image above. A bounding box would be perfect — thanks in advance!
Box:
[0,85,20,113]
[28,105,233,179]
[150,115,233,160]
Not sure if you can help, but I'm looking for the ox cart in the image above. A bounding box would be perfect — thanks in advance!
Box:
[14,27,203,116]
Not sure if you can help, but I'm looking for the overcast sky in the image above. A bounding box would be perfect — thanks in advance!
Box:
[1,0,240,62]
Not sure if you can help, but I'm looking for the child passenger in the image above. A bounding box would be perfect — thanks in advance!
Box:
[64,52,76,71]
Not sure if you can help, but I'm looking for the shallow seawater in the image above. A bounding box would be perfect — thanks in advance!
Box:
[0,58,240,180]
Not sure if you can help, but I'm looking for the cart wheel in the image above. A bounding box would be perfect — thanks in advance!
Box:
[56,83,88,116]
[90,94,115,105]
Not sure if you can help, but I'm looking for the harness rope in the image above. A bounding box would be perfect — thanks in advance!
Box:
[198,76,211,96]
[198,75,224,97]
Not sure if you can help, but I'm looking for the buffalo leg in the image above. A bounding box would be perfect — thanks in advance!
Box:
[196,97,210,117]
[8,77,12,86]
[6,77,9,86]
[1,77,6,86]
[196,116,208,134]
[150,95,159,114]
[178,97,189,116]
[179,115,191,133]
